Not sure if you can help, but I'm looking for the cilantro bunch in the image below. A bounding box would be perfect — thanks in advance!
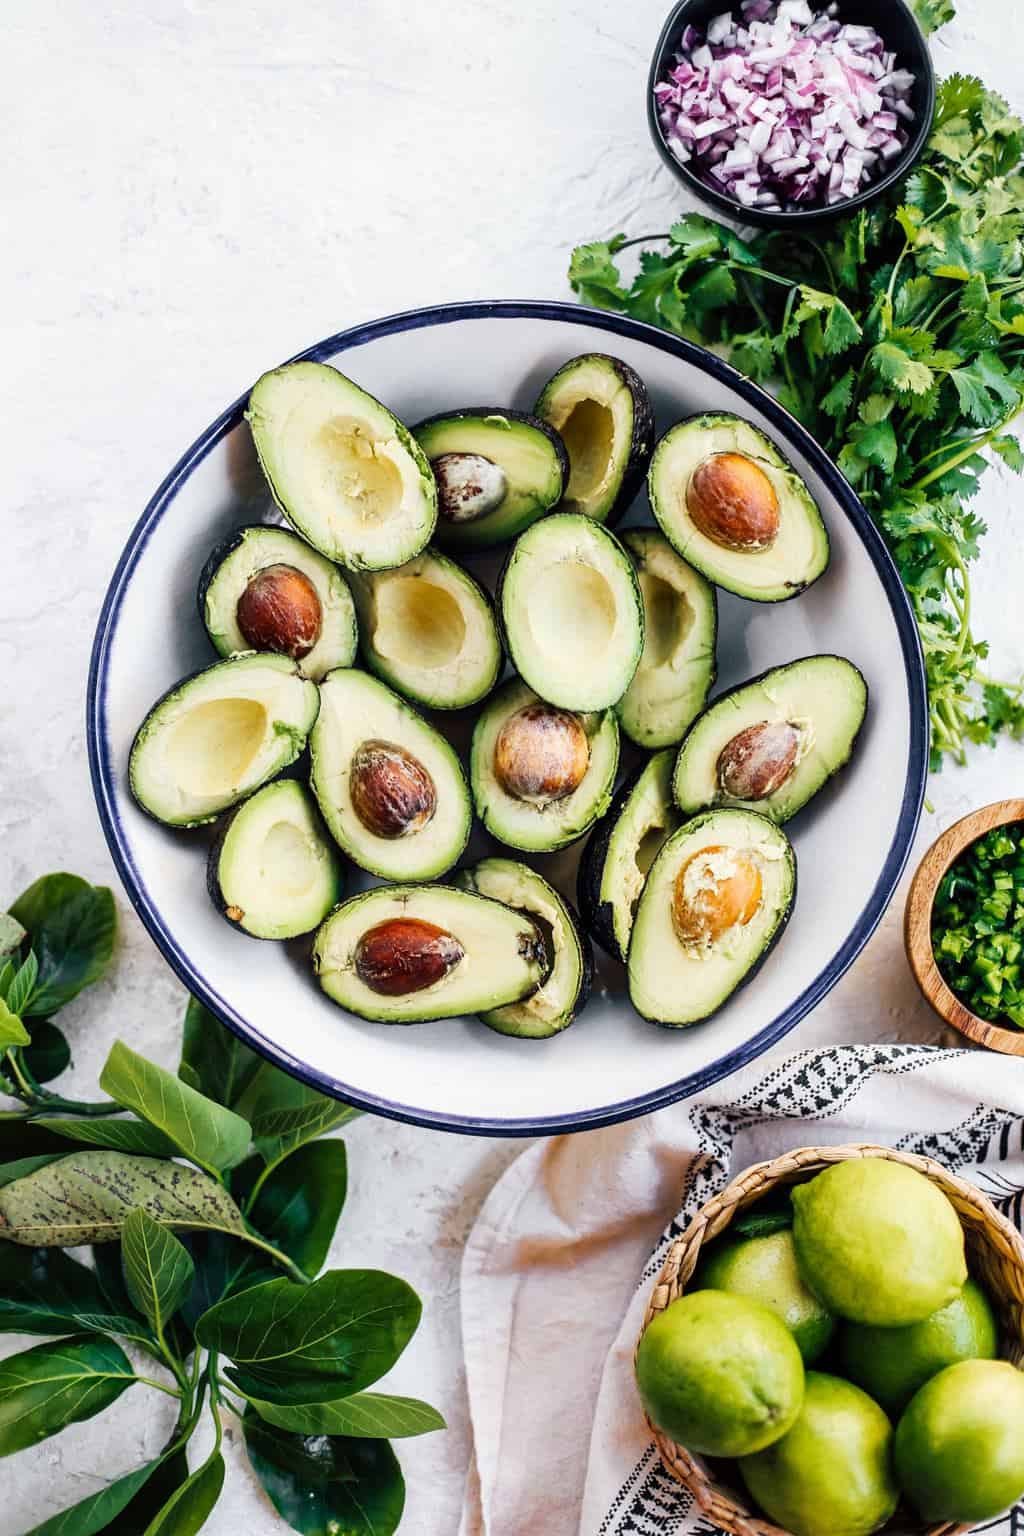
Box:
[568,72,1024,769]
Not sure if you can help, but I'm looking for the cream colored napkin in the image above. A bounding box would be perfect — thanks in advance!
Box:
[458,1044,1024,1536]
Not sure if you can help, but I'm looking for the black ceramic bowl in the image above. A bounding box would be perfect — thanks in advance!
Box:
[648,0,935,228]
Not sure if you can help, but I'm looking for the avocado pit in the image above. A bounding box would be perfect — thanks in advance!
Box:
[354,916,464,996]
[718,720,801,801]
[686,452,780,552]
[493,704,590,805]
[235,563,323,660]
[433,452,508,523]
[672,844,763,947]
[349,739,437,839]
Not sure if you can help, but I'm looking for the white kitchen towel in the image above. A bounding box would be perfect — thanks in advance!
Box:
[458,1044,1024,1536]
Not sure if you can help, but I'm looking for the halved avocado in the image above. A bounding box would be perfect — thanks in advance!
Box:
[198,524,358,682]
[455,859,592,1038]
[348,546,501,710]
[617,529,717,749]
[534,353,654,525]
[471,678,619,853]
[309,670,471,881]
[313,883,548,1024]
[628,808,796,1026]
[674,655,868,825]
[129,653,320,828]
[207,779,343,940]
[577,750,681,962]
[247,361,437,571]
[497,513,644,711]
[648,414,829,601]
[414,408,567,551]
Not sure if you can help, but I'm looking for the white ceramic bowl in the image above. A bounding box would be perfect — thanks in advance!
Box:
[88,302,928,1135]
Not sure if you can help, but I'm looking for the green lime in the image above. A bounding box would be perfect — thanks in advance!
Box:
[839,1277,997,1412]
[739,1372,898,1536]
[635,1289,804,1457]
[791,1158,967,1325]
[895,1358,1024,1522]
[694,1230,834,1363]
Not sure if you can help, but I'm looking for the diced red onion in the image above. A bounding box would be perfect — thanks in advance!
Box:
[655,0,914,211]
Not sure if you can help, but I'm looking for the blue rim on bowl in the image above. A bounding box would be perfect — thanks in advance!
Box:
[647,0,936,228]
[87,300,928,1136]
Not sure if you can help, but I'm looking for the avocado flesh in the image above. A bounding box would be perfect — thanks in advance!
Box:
[535,354,654,525]
[130,654,320,828]
[414,409,567,551]
[247,362,437,571]
[200,524,358,683]
[455,859,592,1037]
[209,779,343,940]
[348,546,501,710]
[674,655,868,824]
[309,669,471,881]
[313,884,548,1023]
[617,529,717,749]
[628,809,795,1026]
[649,414,829,601]
[471,678,620,853]
[498,513,645,712]
[578,750,681,962]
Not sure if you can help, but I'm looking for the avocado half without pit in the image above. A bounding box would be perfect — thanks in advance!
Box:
[207,779,343,940]
[414,408,568,551]
[628,808,796,1026]
[309,669,471,881]
[648,414,830,601]
[247,361,437,571]
[129,653,320,828]
[198,524,358,682]
[498,513,645,712]
[455,859,592,1038]
[616,529,717,750]
[577,749,681,962]
[471,678,620,853]
[534,353,655,526]
[313,884,549,1024]
[674,655,868,824]
[348,545,501,710]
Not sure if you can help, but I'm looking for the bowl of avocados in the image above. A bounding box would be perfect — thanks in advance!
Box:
[88,300,927,1134]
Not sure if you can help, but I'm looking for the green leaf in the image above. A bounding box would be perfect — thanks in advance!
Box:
[243,1414,405,1536]
[731,1209,793,1239]
[9,875,115,1017]
[178,997,263,1111]
[247,1140,347,1278]
[0,1247,148,1342]
[100,1040,251,1176]
[567,238,627,308]
[250,1076,359,1173]
[908,0,954,35]
[0,1335,135,1457]
[23,1022,72,1084]
[686,264,737,321]
[796,288,862,355]
[0,913,26,962]
[197,1269,422,1405]
[992,433,1024,472]
[0,1151,247,1246]
[121,1209,195,1333]
[251,1392,446,1439]
[42,1117,181,1157]
[177,1232,277,1334]
[22,1454,187,1536]
[820,370,854,420]
[6,951,39,1016]
[0,998,30,1049]
[870,340,935,395]
[142,1452,224,1536]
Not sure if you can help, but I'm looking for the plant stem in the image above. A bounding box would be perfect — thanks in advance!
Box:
[137,1374,183,1400]
[240,1226,311,1285]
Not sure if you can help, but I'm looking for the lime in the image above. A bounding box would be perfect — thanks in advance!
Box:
[791,1158,966,1325]
[739,1372,898,1536]
[839,1277,997,1411]
[635,1289,804,1457]
[694,1230,834,1363]
[894,1358,1024,1521]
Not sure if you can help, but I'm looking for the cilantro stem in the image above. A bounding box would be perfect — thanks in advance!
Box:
[909,405,1024,491]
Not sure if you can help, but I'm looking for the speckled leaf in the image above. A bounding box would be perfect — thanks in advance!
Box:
[100,1041,251,1175]
[0,1247,149,1343]
[197,1269,421,1405]
[0,1155,68,1189]
[178,998,263,1111]
[142,1451,224,1535]
[9,874,115,1017]
[251,1391,445,1439]
[243,1413,405,1536]
[0,1151,247,1246]
[0,1334,136,1457]
[247,1140,347,1277]
[0,912,26,961]
[121,1209,194,1333]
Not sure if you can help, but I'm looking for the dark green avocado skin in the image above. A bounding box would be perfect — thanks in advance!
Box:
[576,761,648,963]
[412,405,570,488]
[493,889,594,1038]
[196,525,251,630]
[205,806,245,935]
[602,357,656,527]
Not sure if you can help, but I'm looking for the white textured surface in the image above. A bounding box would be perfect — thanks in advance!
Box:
[2,3,1023,1533]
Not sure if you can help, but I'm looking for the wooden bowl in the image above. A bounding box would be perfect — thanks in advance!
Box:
[639,1143,1024,1536]
[905,799,1024,1056]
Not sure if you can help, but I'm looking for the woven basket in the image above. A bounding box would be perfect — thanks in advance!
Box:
[639,1143,1024,1536]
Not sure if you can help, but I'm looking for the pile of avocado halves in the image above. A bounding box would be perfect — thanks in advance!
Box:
[129,352,867,1035]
